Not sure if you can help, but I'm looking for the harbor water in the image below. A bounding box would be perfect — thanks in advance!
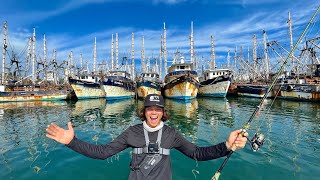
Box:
[0,97,319,180]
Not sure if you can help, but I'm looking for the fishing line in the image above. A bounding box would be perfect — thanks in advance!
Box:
[211,5,320,180]
[255,82,284,133]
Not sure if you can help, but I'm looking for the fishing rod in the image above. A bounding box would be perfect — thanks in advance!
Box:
[212,5,320,180]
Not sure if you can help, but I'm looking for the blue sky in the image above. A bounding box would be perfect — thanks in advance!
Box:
[0,0,319,74]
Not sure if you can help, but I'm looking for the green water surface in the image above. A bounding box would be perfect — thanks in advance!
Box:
[0,97,319,180]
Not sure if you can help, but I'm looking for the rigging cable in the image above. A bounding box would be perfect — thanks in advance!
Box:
[211,5,320,180]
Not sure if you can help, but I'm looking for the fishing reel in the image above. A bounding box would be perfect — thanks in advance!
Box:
[249,132,265,152]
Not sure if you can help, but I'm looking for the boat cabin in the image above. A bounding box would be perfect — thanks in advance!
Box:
[141,72,159,79]
[79,71,99,83]
[168,63,194,73]
[108,70,132,79]
[202,69,231,81]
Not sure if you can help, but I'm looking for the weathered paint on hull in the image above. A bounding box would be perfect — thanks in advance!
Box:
[137,86,161,98]
[0,90,68,102]
[103,85,134,100]
[227,84,238,96]
[71,84,105,99]
[198,81,230,97]
[279,84,320,101]
[164,81,198,100]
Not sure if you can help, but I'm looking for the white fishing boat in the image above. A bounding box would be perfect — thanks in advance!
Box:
[68,74,105,99]
[198,69,231,97]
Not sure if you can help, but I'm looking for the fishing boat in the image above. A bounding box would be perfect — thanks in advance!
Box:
[279,83,320,101]
[163,56,199,99]
[102,70,135,100]
[277,64,320,101]
[198,69,231,97]
[68,74,105,99]
[0,84,68,102]
[237,84,273,98]
[136,72,161,98]
[0,23,69,102]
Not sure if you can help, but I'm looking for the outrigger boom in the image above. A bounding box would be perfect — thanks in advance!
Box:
[212,5,320,180]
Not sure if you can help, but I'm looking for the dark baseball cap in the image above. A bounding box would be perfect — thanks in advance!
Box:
[144,94,164,108]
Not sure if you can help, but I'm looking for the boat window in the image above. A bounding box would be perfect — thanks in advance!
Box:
[151,74,154,77]
[180,66,185,70]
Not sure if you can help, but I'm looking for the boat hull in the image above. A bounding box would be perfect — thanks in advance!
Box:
[237,84,273,98]
[164,76,198,100]
[198,76,231,97]
[102,77,135,100]
[279,84,320,101]
[69,78,105,99]
[0,90,68,102]
[137,81,161,98]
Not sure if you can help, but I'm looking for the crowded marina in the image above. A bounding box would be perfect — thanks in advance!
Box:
[1,15,319,103]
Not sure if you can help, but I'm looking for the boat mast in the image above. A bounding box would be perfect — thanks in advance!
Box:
[253,34,257,80]
[93,37,97,73]
[80,52,83,70]
[234,46,237,71]
[2,21,7,85]
[43,34,47,81]
[147,57,150,72]
[227,49,230,68]
[53,49,57,84]
[71,51,74,76]
[190,21,194,65]
[210,35,215,69]
[159,34,163,78]
[163,22,167,74]
[32,28,36,83]
[263,30,269,80]
[141,35,145,73]
[25,37,32,78]
[116,33,119,69]
[131,32,135,79]
[288,11,294,72]
[111,34,114,70]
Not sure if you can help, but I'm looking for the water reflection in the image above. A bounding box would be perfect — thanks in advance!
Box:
[70,98,136,141]
[102,99,136,137]
[165,98,198,118]
[0,101,69,178]
[72,98,106,117]
[164,98,199,142]
[0,97,319,180]
[196,98,234,144]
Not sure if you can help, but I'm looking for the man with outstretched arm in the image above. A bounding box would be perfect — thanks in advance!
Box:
[46,94,248,180]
